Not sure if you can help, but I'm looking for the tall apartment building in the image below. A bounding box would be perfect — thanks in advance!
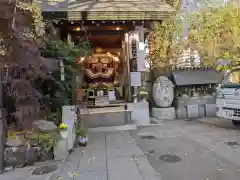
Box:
[176,48,201,67]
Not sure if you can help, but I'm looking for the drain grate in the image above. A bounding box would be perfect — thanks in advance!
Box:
[225,141,239,146]
[159,154,182,163]
[140,135,155,139]
[32,165,57,175]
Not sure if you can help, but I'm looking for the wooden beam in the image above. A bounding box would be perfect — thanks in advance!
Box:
[71,30,126,36]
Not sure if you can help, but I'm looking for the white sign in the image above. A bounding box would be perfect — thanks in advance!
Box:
[136,43,146,72]
[108,90,116,101]
[130,72,141,86]
[139,42,145,50]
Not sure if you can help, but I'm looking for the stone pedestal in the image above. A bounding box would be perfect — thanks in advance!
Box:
[187,104,199,119]
[128,102,150,125]
[152,107,176,120]
[198,104,205,118]
[62,106,76,151]
[176,106,187,119]
[205,104,216,117]
[54,138,68,161]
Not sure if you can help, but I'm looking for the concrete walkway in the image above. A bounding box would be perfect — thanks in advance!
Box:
[50,132,161,180]
[133,118,240,180]
[3,117,240,180]
[0,160,60,180]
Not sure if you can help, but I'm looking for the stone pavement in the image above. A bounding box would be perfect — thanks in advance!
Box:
[2,117,240,180]
[50,131,161,180]
[132,118,240,180]
[0,131,160,180]
[197,117,240,129]
[0,160,61,180]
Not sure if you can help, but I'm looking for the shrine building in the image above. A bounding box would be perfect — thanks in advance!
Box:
[39,0,175,106]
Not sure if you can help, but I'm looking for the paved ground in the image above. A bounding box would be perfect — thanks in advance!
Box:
[50,131,160,180]
[1,117,240,180]
[0,160,61,180]
[133,118,240,180]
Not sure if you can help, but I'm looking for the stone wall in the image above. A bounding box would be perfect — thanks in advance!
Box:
[4,120,58,171]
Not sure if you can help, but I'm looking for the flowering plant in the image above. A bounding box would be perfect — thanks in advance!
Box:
[59,123,68,130]
[139,91,148,95]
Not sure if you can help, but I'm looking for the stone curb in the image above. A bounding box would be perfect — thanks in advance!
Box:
[88,124,137,132]
[137,123,164,128]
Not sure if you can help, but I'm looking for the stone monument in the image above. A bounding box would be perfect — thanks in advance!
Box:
[152,76,176,120]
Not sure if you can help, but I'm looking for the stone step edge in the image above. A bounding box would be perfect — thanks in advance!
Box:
[88,124,137,132]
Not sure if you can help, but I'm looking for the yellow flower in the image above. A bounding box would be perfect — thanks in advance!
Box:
[59,123,68,130]
[140,91,148,95]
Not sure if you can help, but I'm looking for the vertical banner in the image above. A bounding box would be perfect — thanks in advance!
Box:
[135,26,146,72]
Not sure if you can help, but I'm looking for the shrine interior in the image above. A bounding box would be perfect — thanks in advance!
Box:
[59,21,138,105]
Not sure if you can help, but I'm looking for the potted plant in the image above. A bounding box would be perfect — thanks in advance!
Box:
[59,123,68,139]
[139,91,148,102]
[37,133,58,161]
[76,128,88,146]
[132,94,138,103]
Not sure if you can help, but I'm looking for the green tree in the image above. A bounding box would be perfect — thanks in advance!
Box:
[149,0,186,68]
[40,39,90,112]
[189,0,240,65]
[0,0,47,130]
[0,0,90,129]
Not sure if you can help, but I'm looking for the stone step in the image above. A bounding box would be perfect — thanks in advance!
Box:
[152,107,176,120]
[82,110,131,128]
[95,95,110,106]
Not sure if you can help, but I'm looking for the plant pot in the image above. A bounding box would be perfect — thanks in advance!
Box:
[60,130,68,139]
[140,96,147,102]
[133,96,138,103]
[77,136,88,146]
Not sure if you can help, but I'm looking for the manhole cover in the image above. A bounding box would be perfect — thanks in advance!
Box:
[32,165,57,175]
[159,154,182,163]
[140,135,155,139]
[225,141,239,146]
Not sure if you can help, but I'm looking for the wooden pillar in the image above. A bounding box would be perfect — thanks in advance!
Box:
[123,32,132,102]
[67,33,77,105]
[135,25,146,72]
[60,21,68,41]
[132,26,146,98]
[147,22,157,114]
[0,70,6,174]
[68,33,73,46]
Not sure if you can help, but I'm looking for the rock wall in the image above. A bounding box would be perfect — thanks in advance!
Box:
[4,120,58,170]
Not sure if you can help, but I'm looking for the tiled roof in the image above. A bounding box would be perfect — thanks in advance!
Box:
[38,0,175,20]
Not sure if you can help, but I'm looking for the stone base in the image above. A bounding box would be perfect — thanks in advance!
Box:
[198,104,205,118]
[54,139,68,161]
[152,107,176,120]
[176,106,187,119]
[83,111,130,128]
[205,104,216,117]
[128,102,150,125]
[187,104,199,119]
